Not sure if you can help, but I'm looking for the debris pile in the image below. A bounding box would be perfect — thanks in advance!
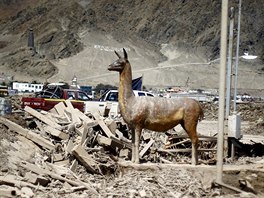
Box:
[201,102,264,135]
[0,100,215,197]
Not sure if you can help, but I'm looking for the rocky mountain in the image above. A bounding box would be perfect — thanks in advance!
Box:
[0,0,263,94]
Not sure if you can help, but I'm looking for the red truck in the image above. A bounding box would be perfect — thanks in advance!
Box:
[21,85,92,112]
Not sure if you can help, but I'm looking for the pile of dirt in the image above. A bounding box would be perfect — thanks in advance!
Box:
[201,102,264,135]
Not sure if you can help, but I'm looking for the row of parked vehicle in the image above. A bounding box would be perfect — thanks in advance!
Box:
[21,84,155,117]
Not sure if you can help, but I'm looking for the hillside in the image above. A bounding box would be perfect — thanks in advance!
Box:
[0,0,263,93]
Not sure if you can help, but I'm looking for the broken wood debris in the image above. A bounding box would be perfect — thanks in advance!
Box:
[0,116,55,151]
[20,161,99,195]
[1,100,218,167]
[0,100,220,196]
[71,144,97,173]
[0,101,133,196]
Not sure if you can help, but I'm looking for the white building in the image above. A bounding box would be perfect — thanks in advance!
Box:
[12,82,44,93]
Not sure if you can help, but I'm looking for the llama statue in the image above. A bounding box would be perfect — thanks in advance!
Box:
[108,48,204,165]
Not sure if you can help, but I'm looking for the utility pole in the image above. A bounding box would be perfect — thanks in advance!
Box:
[216,0,228,183]
[224,7,234,159]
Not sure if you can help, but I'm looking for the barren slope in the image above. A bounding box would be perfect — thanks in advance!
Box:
[0,0,263,92]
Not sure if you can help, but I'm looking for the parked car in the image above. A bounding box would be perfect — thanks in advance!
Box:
[21,85,92,112]
[85,90,155,117]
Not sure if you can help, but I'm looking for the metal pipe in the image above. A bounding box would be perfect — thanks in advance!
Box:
[233,0,242,112]
[214,181,244,193]
[225,7,235,160]
[225,7,234,118]
[216,0,229,183]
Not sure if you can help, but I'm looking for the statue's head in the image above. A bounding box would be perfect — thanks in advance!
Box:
[108,48,128,72]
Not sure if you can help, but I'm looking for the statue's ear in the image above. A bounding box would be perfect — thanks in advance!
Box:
[115,51,121,58]
[123,48,127,59]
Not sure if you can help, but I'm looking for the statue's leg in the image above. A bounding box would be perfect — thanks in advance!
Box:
[134,127,142,164]
[192,142,198,165]
[131,128,135,163]
[181,121,199,165]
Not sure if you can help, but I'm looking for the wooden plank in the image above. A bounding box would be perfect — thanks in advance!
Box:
[81,123,88,145]
[0,175,42,189]
[66,139,74,154]
[70,159,78,172]
[43,110,70,126]
[0,187,18,197]
[48,107,58,115]
[159,157,173,164]
[97,119,114,138]
[164,139,190,149]
[105,119,117,135]
[64,100,75,110]
[24,106,60,129]
[71,145,97,173]
[78,121,98,144]
[64,108,81,124]
[54,102,66,116]
[72,108,94,123]
[93,112,114,138]
[0,117,55,150]
[82,137,90,147]
[20,162,99,195]
[96,134,112,146]
[35,120,46,136]
[96,134,132,150]
[24,172,50,186]
[158,148,217,153]
[111,136,132,150]
[43,125,69,140]
[54,159,70,167]
[45,162,69,176]
[139,139,155,158]
[75,125,83,136]
[64,100,84,123]
[46,111,70,124]
[52,153,64,162]
[63,111,71,123]
[86,120,98,128]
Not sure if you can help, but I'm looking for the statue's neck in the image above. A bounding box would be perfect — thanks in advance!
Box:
[118,63,134,104]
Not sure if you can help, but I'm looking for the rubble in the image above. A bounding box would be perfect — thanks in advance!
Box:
[0,98,264,197]
[201,102,264,135]
[0,100,190,196]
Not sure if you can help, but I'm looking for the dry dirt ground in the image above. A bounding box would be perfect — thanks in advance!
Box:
[0,96,264,197]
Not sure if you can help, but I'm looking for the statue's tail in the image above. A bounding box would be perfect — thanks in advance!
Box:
[199,108,204,122]
[196,101,204,122]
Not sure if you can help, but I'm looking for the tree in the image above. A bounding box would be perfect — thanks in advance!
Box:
[93,83,117,98]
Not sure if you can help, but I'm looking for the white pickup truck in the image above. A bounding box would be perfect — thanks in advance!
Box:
[84,90,155,117]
